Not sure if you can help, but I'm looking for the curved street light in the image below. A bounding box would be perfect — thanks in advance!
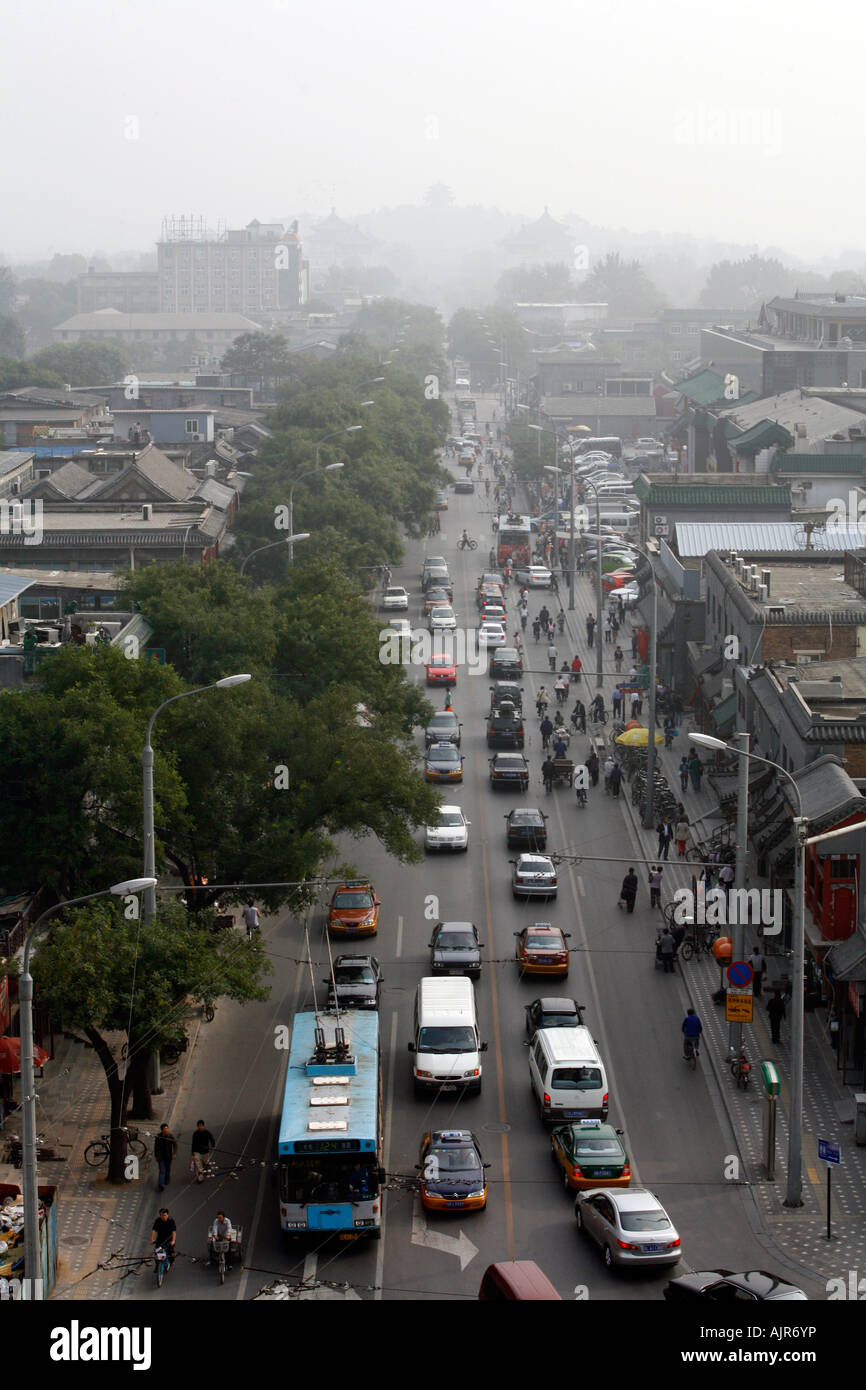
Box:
[142,675,252,924]
[240,533,310,576]
[290,455,351,563]
[20,876,157,1299]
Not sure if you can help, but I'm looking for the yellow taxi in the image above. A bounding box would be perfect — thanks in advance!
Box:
[417,1130,489,1212]
[328,880,380,937]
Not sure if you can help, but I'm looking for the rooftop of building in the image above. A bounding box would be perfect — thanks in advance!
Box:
[54,310,261,331]
[705,550,866,623]
[717,388,866,443]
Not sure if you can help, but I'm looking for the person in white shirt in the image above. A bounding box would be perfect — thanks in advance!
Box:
[242,900,260,940]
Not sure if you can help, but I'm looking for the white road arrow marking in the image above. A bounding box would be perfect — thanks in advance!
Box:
[410,1196,479,1270]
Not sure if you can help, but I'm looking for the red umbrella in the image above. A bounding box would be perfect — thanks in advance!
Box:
[0,1036,50,1074]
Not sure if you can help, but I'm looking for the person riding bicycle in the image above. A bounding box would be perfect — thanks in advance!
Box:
[591,693,606,724]
[541,756,556,793]
[209,1210,236,1267]
[539,714,554,750]
[151,1207,177,1269]
[532,617,541,642]
[460,529,470,550]
[547,642,558,672]
[485,479,490,496]
[536,687,550,716]
[554,674,569,704]
[556,609,565,633]
[682,1009,702,1057]
[242,899,261,940]
[552,733,568,759]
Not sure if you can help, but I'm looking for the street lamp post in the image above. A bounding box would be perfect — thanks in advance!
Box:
[240,534,309,576]
[290,447,354,563]
[580,479,608,690]
[19,877,157,1299]
[142,675,252,925]
[688,731,866,1207]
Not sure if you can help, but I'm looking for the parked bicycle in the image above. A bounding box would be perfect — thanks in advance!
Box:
[84,1126,147,1168]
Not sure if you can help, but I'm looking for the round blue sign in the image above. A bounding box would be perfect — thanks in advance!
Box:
[727,960,753,987]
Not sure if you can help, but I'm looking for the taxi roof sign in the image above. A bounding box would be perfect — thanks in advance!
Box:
[439,1130,465,1141]
[579,1119,601,1127]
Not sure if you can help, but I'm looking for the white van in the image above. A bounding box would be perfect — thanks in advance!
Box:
[528,1026,609,1123]
[596,511,639,535]
[409,976,487,1096]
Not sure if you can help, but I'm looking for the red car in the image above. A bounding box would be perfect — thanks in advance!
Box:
[514,923,572,977]
[426,654,457,686]
[602,569,636,593]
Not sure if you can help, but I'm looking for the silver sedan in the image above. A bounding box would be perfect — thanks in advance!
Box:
[575,1188,682,1269]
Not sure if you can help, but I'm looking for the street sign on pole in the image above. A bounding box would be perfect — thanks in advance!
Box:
[725,991,753,1022]
[727,961,754,988]
[818,1138,841,1241]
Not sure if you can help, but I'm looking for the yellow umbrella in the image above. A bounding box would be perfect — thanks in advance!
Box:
[616,727,664,747]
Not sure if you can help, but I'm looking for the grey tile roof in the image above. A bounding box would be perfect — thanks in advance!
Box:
[675,521,866,556]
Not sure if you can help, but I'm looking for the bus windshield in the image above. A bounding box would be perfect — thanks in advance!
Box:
[497,514,531,565]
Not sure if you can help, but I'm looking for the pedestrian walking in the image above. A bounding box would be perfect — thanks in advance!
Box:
[586,614,596,648]
[675,817,690,859]
[663,717,675,749]
[604,613,613,643]
[243,898,261,940]
[586,749,599,786]
[657,926,675,972]
[688,753,704,792]
[672,691,684,727]
[749,946,767,999]
[155,1122,178,1192]
[609,764,622,798]
[611,688,623,719]
[631,632,638,659]
[678,756,690,793]
[619,867,638,913]
[649,865,664,909]
[190,1120,215,1183]
[630,694,641,719]
[614,645,623,674]
[767,990,786,1043]
[603,755,616,794]
[657,818,674,860]
[718,861,735,899]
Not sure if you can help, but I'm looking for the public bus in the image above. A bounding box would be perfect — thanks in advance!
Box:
[496,513,532,566]
[277,1010,383,1241]
[571,435,623,460]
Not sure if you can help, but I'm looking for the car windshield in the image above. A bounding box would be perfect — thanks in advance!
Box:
[386,588,405,597]
[429,716,456,728]
[552,1067,601,1089]
[429,748,457,763]
[418,1026,476,1053]
[510,811,541,825]
[525,934,558,949]
[335,965,375,983]
[574,1138,622,1157]
[498,758,524,768]
[619,1210,671,1233]
[436,812,464,827]
[435,932,475,950]
[429,1147,482,1173]
[543,1012,578,1027]
[333,892,373,909]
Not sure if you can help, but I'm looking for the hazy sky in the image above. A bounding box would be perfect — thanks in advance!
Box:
[2,0,863,261]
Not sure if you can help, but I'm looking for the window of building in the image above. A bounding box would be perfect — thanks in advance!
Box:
[185,418,201,435]
[669,325,682,335]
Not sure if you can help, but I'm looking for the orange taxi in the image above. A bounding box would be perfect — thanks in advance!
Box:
[328,880,380,937]
[514,923,571,977]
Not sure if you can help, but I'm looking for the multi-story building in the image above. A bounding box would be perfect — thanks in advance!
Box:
[700,294,866,397]
[157,217,307,315]
[76,269,159,314]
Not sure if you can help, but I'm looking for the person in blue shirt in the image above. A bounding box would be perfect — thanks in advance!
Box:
[682,1009,702,1058]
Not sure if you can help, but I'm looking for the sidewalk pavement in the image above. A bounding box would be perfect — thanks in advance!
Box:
[553,563,866,1294]
[0,1014,203,1300]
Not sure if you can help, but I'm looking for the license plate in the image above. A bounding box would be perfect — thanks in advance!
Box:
[643,1244,661,1252]
[339,1233,357,1241]
[440,1084,457,1092]
[537,957,553,963]
[565,1109,587,1118]
[592,1169,613,1177]
[445,1201,464,1208]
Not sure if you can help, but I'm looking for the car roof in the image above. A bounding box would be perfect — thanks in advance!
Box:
[517,853,553,865]
[522,923,561,934]
[437,804,463,815]
[436,921,476,930]
[428,710,458,720]
[431,1129,475,1144]
[496,753,526,762]
[334,953,377,966]
[534,996,579,1010]
[509,806,543,818]
[604,1189,663,1210]
[428,742,459,752]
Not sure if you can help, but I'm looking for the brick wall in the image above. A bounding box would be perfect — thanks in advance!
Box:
[842,743,866,777]
[762,624,858,660]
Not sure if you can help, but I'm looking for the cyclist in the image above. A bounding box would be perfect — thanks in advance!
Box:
[485,479,490,497]
[532,617,541,642]
[460,529,470,550]
[209,1211,236,1269]
[151,1207,177,1269]
[547,642,558,672]
[556,609,565,634]
[682,1008,703,1060]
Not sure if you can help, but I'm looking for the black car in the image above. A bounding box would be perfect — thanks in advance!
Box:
[524,996,586,1039]
[505,806,548,849]
[487,708,525,749]
[490,682,524,716]
[322,955,383,1010]
[425,711,462,748]
[664,1270,808,1302]
[489,647,523,680]
[429,921,484,979]
[489,752,530,792]
[454,478,475,494]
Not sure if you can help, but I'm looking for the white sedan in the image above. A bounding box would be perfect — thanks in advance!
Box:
[425,805,471,853]
[382,586,409,611]
[429,604,457,632]
[477,621,507,648]
[525,566,553,588]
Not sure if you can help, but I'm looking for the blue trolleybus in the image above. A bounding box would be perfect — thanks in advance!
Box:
[278,1011,383,1241]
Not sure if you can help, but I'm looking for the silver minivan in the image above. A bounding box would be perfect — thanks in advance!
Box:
[528,1026,609,1123]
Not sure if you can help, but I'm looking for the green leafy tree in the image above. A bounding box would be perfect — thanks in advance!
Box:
[32,900,270,1177]
[0,314,25,358]
[698,254,795,311]
[0,266,16,315]
[15,278,78,351]
[578,253,665,318]
[31,339,130,383]
[495,262,577,303]
[221,332,293,393]
[0,357,65,390]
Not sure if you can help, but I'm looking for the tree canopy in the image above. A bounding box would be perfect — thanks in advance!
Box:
[577,253,665,319]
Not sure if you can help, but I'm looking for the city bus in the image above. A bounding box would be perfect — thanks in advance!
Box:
[277,1010,383,1241]
[571,436,623,460]
[496,513,532,566]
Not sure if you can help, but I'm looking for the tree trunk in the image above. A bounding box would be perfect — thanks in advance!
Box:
[125,1040,154,1121]
[84,1025,130,1186]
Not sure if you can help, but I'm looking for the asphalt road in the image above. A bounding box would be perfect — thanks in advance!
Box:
[125,391,825,1304]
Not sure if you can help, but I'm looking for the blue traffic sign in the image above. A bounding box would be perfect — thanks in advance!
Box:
[727,960,753,988]
[818,1139,841,1166]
